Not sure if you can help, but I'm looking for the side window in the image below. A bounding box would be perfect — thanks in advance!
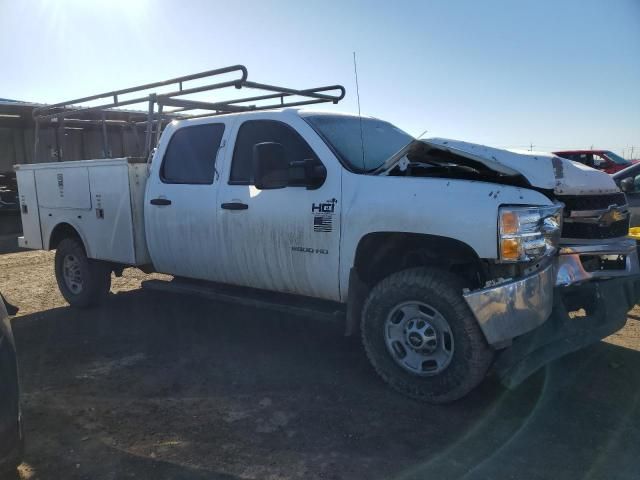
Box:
[593,154,608,168]
[575,153,593,167]
[161,123,225,184]
[229,120,318,185]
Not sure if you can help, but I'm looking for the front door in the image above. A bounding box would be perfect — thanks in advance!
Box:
[145,120,232,280]
[216,115,342,301]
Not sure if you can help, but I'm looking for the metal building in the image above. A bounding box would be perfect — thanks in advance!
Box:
[0,98,151,249]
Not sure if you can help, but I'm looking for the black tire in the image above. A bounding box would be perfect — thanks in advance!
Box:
[361,267,493,404]
[54,237,111,308]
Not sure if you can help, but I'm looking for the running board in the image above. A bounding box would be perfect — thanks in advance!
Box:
[141,278,345,322]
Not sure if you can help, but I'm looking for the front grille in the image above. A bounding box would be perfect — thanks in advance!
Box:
[558,193,626,213]
[561,219,628,239]
[556,193,629,240]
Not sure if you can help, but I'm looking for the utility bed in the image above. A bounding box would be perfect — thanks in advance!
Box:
[15,158,150,265]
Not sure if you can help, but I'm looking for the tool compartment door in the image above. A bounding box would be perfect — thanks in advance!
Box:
[34,167,92,210]
[16,169,43,249]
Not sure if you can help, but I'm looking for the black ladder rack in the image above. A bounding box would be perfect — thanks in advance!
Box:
[32,65,345,160]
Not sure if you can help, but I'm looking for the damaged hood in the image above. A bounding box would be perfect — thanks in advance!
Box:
[378,138,620,195]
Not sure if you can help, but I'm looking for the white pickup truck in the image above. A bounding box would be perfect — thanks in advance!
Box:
[15,67,640,403]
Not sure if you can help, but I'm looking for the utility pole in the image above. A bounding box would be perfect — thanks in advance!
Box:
[529,142,533,152]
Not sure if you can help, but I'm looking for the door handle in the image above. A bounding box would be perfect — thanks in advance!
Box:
[150,198,172,206]
[221,202,248,210]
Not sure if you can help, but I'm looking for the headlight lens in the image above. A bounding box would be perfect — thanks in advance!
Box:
[498,204,563,262]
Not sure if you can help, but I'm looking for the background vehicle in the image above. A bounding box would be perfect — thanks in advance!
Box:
[613,163,640,227]
[553,149,637,174]
[14,67,640,403]
[0,294,22,476]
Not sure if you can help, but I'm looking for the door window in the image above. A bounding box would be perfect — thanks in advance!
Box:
[574,153,594,167]
[592,153,609,169]
[229,120,318,185]
[160,123,225,184]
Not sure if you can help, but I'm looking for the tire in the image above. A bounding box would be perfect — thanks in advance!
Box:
[361,267,493,404]
[54,237,111,308]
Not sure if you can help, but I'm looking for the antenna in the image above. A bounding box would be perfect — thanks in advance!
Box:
[353,52,366,170]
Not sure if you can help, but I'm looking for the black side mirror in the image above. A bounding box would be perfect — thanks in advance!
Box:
[620,177,635,193]
[253,142,288,190]
[290,159,327,190]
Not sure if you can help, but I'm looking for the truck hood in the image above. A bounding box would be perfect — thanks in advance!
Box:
[377,138,621,196]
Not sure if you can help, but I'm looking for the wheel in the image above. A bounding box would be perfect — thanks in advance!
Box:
[361,267,493,404]
[54,237,111,308]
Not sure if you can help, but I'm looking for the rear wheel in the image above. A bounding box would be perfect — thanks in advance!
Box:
[55,238,111,308]
[361,267,493,403]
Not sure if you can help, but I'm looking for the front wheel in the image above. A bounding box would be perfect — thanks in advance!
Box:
[361,267,494,404]
[54,238,112,308]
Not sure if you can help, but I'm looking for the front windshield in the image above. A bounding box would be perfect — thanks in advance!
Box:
[604,150,630,165]
[302,114,413,172]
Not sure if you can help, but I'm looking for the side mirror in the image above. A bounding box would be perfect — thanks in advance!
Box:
[253,142,288,190]
[620,177,635,193]
[290,159,327,190]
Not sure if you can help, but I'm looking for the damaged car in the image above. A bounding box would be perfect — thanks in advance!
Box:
[15,69,640,403]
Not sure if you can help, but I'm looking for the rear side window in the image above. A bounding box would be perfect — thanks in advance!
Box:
[229,120,317,185]
[161,124,225,184]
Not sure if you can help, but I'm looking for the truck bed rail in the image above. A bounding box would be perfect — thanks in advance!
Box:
[31,65,345,161]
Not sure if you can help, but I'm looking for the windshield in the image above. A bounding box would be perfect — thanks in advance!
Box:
[302,114,413,172]
[604,150,630,165]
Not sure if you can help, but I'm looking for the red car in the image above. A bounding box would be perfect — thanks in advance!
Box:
[553,150,637,174]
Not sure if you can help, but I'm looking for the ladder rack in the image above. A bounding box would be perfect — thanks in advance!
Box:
[32,65,346,160]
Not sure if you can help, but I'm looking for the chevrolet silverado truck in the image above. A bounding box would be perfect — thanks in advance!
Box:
[14,66,640,403]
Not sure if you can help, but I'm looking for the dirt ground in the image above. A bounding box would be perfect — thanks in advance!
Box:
[1,250,640,479]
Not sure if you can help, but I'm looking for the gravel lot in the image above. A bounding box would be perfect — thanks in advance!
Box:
[1,250,640,479]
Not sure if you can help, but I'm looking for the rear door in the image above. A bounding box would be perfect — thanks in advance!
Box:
[216,114,342,301]
[145,120,232,279]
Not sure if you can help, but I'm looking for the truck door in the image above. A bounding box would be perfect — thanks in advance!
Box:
[217,116,341,301]
[144,120,232,280]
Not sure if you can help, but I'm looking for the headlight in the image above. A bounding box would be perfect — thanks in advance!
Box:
[498,204,563,262]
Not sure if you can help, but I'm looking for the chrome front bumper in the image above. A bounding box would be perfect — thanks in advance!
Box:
[464,238,639,346]
[556,238,639,286]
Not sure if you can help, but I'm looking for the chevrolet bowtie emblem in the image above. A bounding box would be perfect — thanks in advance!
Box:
[597,205,628,227]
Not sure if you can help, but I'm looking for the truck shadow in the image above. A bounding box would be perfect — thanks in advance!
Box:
[10,289,640,480]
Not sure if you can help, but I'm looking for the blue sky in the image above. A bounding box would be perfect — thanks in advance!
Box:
[1,0,639,157]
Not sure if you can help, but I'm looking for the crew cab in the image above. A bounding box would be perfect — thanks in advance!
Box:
[14,67,640,403]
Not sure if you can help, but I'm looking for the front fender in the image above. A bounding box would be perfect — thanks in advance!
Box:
[338,173,552,300]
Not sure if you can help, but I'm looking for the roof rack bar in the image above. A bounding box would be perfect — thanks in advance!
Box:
[242,81,345,102]
[30,65,346,159]
[158,97,250,113]
[217,85,346,107]
[33,65,247,115]
[35,96,155,122]
[182,98,336,120]
[157,84,345,115]
[35,78,245,122]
